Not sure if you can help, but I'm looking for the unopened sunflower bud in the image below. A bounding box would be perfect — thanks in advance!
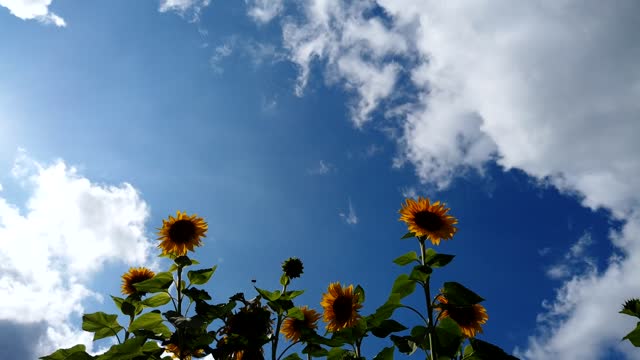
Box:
[281,257,304,279]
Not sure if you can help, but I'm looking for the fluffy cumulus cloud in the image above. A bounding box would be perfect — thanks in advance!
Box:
[269,0,640,358]
[0,152,153,356]
[245,0,284,24]
[0,0,65,26]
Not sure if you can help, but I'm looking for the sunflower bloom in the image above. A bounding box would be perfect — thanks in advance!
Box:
[121,267,155,296]
[280,306,321,342]
[157,211,208,256]
[165,343,205,360]
[435,294,488,338]
[399,197,458,245]
[320,282,362,332]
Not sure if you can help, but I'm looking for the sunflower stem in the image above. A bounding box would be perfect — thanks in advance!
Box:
[272,282,288,360]
[420,239,437,360]
[177,266,183,315]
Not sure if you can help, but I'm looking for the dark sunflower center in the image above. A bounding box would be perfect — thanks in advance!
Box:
[450,306,477,326]
[333,296,353,323]
[414,211,444,232]
[169,220,197,244]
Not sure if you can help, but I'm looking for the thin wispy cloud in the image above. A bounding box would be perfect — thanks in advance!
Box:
[307,160,335,175]
[158,0,210,21]
[245,0,284,24]
[339,199,358,225]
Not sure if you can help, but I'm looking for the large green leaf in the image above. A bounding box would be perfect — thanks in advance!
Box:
[141,293,172,308]
[371,320,408,338]
[183,287,212,302]
[409,265,432,283]
[442,282,484,306]
[391,274,416,300]
[187,266,217,285]
[390,335,417,355]
[280,290,305,301]
[410,325,429,350]
[82,312,123,341]
[426,253,455,268]
[287,307,305,320]
[133,272,174,293]
[94,336,146,360]
[435,318,463,358]
[466,338,520,359]
[372,347,394,360]
[255,287,281,301]
[393,251,419,266]
[302,344,328,358]
[326,348,348,360]
[620,299,640,319]
[128,311,168,337]
[40,345,93,360]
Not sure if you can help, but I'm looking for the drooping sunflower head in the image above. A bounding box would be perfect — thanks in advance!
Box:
[121,267,155,296]
[280,306,321,342]
[435,294,488,338]
[282,257,304,279]
[320,282,362,332]
[165,343,205,360]
[399,197,458,245]
[157,211,208,257]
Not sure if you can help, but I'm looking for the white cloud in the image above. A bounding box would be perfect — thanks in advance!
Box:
[0,152,153,356]
[274,1,640,358]
[545,233,596,280]
[0,0,66,27]
[307,160,334,175]
[210,43,233,74]
[339,199,358,225]
[246,0,284,24]
[158,0,210,20]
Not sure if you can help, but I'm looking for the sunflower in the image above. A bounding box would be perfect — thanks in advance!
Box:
[399,197,458,245]
[435,294,488,338]
[157,211,208,256]
[121,267,155,296]
[165,343,205,360]
[320,282,362,332]
[280,306,321,342]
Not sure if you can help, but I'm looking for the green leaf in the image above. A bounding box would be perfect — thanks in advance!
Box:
[129,311,164,332]
[133,272,174,293]
[280,290,305,301]
[120,299,139,317]
[40,345,93,360]
[390,335,417,355]
[467,338,520,359]
[373,347,394,360]
[409,265,432,283]
[371,319,408,338]
[355,285,365,304]
[141,293,172,308]
[302,344,328,357]
[326,348,348,360]
[280,273,291,286]
[426,253,455,268]
[255,287,281,301]
[393,251,419,266]
[94,336,146,360]
[623,323,640,347]
[82,312,123,341]
[183,287,212,302]
[187,266,217,285]
[368,297,402,327]
[391,274,416,300]
[287,307,305,320]
[111,296,124,311]
[620,299,640,319]
[442,282,485,306]
[410,325,428,350]
[282,354,302,360]
[435,317,463,358]
[401,232,416,239]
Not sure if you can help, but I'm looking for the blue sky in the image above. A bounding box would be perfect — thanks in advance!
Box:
[1,1,639,359]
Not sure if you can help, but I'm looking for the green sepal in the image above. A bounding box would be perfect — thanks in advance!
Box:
[355,285,365,304]
[39,345,93,360]
[371,319,408,338]
[81,312,123,341]
[133,272,174,293]
[187,266,217,285]
[442,282,484,306]
[623,323,640,347]
[393,251,419,266]
[401,232,416,239]
[372,346,394,360]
